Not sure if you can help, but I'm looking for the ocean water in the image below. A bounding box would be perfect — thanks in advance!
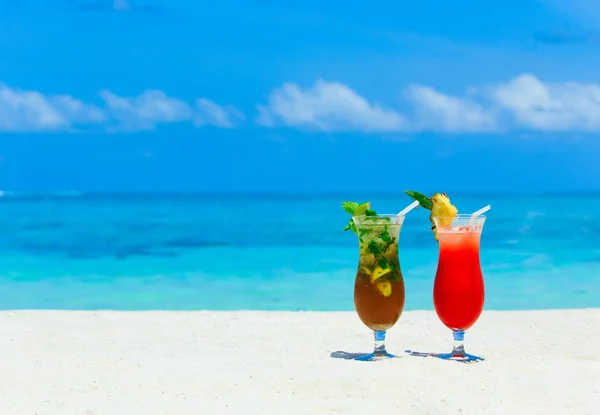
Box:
[0,194,598,311]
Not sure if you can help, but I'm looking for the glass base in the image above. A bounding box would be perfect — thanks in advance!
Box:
[348,330,400,361]
[354,352,399,361]
[437,352,484,363]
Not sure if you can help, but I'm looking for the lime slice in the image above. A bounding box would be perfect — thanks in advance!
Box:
[354,202,371,216]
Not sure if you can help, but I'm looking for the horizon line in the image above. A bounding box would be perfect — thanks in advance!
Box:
[1,190,600,198]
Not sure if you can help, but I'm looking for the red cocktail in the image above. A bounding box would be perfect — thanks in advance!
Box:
[432,214,486,363]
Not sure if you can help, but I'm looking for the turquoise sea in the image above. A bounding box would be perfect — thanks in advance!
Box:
[0,193,598,311]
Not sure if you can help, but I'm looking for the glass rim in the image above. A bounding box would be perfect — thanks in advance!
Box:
[431,214,487,219]
[353,213,401,218]
[352,213,404,225]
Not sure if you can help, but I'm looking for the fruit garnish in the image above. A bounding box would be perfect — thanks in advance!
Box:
[370,266,391,284]
[375,281,392,297]
[359,265,390,283]
[359,266,372,276]
[431,193,458,222]
[404,190,458,241]
[341,201,377,234]
[343,201,401,293]
[353,202,371,216]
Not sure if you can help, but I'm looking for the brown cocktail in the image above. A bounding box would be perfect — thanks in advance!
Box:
[350,213,405,360]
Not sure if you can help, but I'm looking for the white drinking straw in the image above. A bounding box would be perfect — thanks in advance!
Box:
[471,204,491,218]
[397,200,420,217]
[469,204,491,228]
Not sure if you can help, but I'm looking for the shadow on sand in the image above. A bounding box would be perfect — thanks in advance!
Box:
[330,351,371,360]
[404,349,443,358]
[405,349,485,363]
[331,349,484,363]
[330,350,442,359]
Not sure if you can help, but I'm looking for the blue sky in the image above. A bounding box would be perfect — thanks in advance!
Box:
[1,0,600,193]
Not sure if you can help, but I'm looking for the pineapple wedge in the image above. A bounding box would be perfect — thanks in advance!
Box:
[429,192,458,241]
[375,281,392,297]
[359,265,393,296]
[370,266,391,284]
[359,265,391,284]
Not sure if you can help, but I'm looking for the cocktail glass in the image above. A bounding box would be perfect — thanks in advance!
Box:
[351,214,406,361]
[431,214,486,363]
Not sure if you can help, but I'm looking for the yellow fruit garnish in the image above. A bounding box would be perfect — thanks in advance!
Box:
[375,281,392,297]
[353,202,371,216]
[359,266,372,276]
[429,192,458,241]
[370,266,390,284]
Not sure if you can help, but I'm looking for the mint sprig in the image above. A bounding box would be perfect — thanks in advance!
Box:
[404,190,433,211]
[342,201,376,234]
[342,201,359,214]
[342,201,400,283]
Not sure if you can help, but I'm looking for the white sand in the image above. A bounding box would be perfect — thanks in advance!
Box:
[0,309,598,415]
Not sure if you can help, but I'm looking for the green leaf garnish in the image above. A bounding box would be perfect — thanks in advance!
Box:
[342,201,376,234]
[380,226,392,243]
[342,201,359,214]
[343,221,357,234]
[377,256,388,270]
[367,240,382,256]
[404,190,433,211]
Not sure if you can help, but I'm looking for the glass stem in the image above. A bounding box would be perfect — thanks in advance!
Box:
[373,331,387,356]
[451,330,466,358]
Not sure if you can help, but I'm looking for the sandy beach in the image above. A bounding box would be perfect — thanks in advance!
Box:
[0,309,598,415]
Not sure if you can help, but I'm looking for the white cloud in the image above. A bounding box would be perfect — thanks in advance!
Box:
[408,74,600,132]
[99,89,194,131]
[259,74,600,134]
[6,74,600,135]
[100,91,243,131]
[0,83,243,132]
[195,98,244,128]
[256,80,407,132]
[404,85,498,132]
[489,74,600,131]
[0,84,106,132]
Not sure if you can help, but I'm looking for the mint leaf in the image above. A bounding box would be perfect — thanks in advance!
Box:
[358,227,369,243]
[380,227,392,243]
[343,220,357,234]
[342,201,359,214]
[404,190,433,211]
[367,240,382,256]
[341,200,377,235]
[377,256,388,270]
